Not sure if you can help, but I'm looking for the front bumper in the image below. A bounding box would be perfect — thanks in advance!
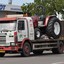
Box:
[0,46,19,53]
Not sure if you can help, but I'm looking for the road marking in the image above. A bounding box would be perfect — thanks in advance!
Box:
[52,62,64,64]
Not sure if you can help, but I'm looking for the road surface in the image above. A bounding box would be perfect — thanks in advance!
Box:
[0,51,64,64]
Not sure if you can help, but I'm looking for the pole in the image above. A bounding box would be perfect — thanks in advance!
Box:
[8,0,12,4]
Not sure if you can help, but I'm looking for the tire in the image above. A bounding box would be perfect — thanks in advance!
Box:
[35,28,41,39]
[33,50,43,55]
[0,53,5,57]
[52,42,64,54]
[46,17,61,39]
[21,42,31,57]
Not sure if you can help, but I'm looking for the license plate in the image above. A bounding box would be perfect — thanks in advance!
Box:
[0,50,5,53]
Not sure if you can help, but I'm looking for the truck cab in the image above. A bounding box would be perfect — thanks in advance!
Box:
[0,17,34,57]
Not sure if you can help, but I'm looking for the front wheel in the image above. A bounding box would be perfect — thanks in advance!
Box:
[21,42,31,57]
[0,53,5,57]
[35,28,41,39]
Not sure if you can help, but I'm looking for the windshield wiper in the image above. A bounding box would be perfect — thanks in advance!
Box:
[1,29,10,32]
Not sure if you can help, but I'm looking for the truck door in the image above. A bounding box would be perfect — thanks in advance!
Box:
[17,19,28,41]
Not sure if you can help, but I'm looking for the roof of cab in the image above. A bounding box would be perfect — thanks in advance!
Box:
[0,17,17,21]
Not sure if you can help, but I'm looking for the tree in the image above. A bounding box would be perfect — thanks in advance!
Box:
[21,0,64,15]
[21,3,35,16]
[46,0,64,14]
[34,0,64,15]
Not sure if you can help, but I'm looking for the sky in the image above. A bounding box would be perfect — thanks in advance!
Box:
[0,0,34,6]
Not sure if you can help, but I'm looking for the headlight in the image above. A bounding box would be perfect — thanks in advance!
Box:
[11,42,15,46]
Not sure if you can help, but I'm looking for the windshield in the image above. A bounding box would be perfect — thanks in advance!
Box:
[0,21,16,31]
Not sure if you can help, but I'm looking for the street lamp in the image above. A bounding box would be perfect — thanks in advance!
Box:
[8,0,12,4]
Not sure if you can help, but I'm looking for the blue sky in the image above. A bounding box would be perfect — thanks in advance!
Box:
[0,0,34,6]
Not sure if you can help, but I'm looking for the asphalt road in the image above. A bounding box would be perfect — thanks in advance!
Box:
[0,51,64,64]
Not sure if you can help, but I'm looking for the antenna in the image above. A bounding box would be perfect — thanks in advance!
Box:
[8,0,12,4]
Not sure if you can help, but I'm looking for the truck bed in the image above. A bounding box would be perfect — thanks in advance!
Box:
[31,38,63,43]
[31,38,63,50]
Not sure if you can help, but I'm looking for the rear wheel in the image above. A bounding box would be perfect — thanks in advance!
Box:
[0,53,5,57]
[46,17,61,39]
[21,42,31,57]
[35,28,41,39]
[52,42,64,54]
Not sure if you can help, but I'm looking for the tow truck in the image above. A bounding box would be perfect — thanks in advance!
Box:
[0,14,63,57]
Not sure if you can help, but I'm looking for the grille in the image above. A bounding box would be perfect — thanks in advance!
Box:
[0,36,6,44]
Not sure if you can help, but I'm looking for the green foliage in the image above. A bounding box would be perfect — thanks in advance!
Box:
[21,3,35,16]
[21,0,64,16]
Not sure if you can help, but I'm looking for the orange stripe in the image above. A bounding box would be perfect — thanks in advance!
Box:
[0,46,18,51]
[0,17,16,21]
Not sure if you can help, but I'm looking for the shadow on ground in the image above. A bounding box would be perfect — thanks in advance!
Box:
[3,52,64,58]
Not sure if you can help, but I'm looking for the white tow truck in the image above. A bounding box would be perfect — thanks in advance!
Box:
[0,14,63,57]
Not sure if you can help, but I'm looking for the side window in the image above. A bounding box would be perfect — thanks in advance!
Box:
[18,21,25,30]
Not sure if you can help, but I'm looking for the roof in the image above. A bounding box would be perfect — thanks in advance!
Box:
[0,17,17,21]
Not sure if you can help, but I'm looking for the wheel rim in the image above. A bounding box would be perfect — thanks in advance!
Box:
[24,45,30,55]
[36,31,40,38]
[54,22,60,35]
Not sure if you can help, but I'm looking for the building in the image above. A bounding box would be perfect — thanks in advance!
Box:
[0,4,22,17]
